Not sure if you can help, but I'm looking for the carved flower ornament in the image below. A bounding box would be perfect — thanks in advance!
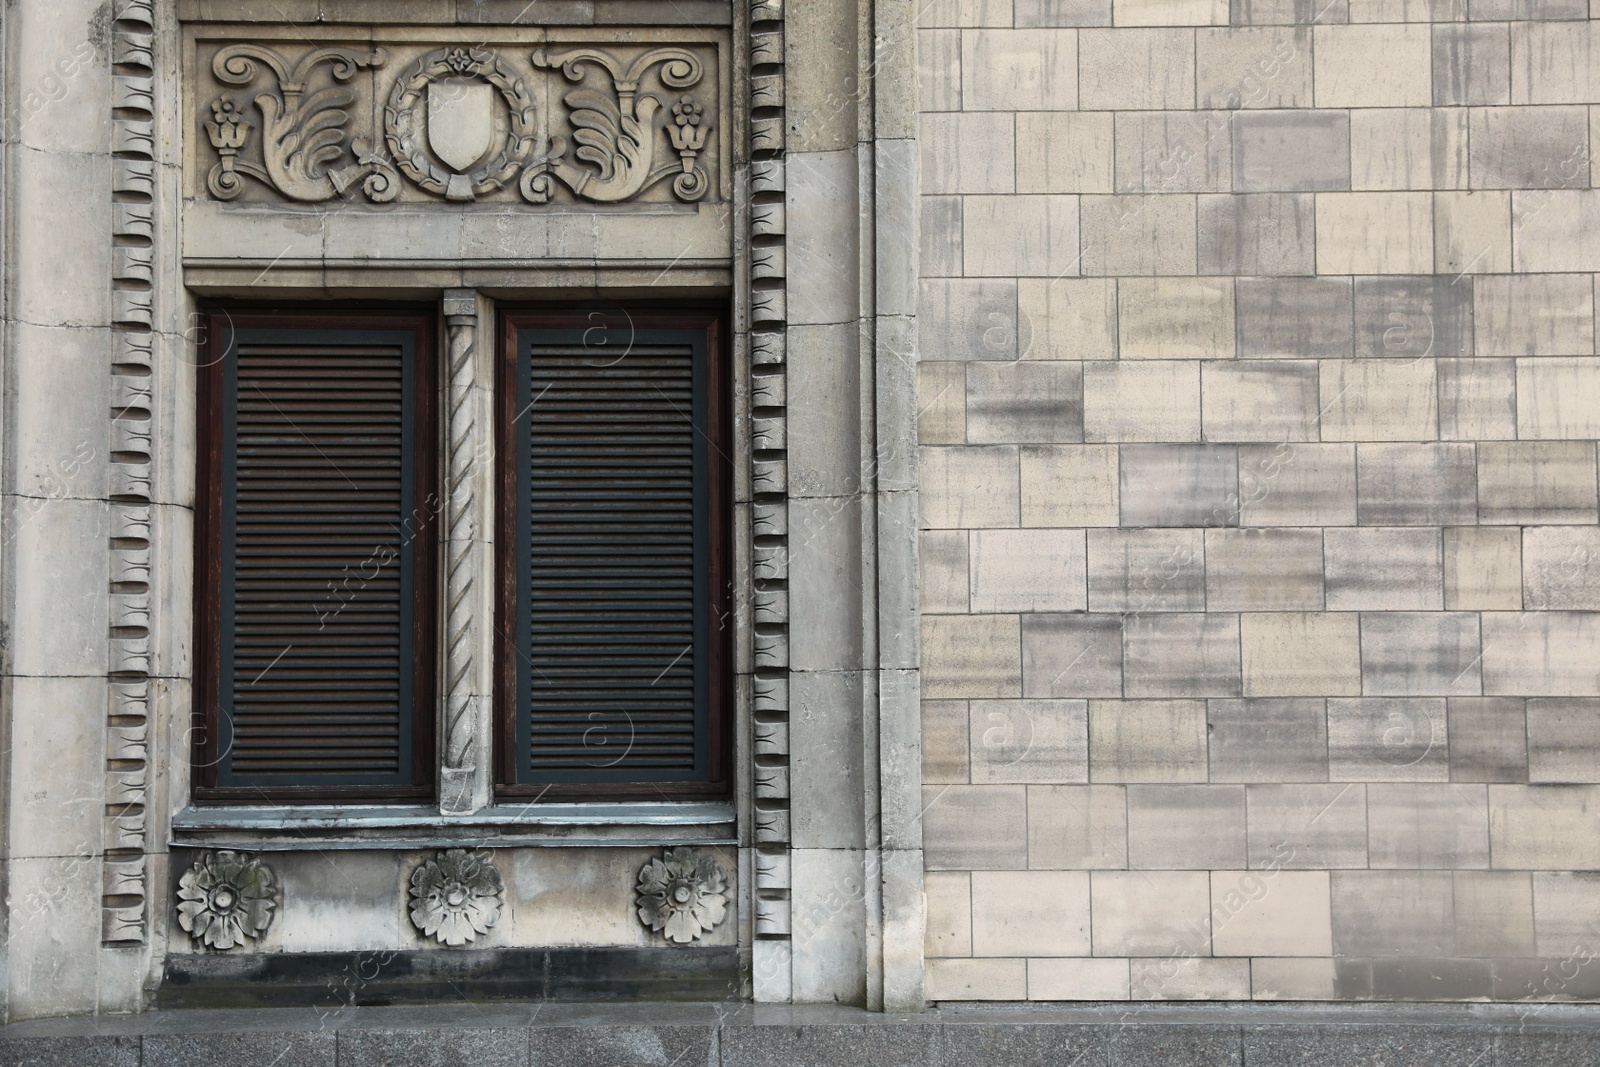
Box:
[635,849,729,943]
[176,850,277,950]
[408,849,504,946]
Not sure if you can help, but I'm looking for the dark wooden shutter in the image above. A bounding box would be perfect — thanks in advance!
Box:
[500,313,728,795]
[197,315,435,799]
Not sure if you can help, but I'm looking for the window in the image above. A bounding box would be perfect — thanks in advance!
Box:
[496,310,731,798]
[194,310,438,801]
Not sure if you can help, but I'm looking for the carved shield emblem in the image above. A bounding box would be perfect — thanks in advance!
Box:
[426,81,494,172]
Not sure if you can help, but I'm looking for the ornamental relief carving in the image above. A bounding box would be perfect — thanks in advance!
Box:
[193,37,724,207]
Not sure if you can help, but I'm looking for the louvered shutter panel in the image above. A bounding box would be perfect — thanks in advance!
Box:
[510,325,717,787]
[214,325,427,792]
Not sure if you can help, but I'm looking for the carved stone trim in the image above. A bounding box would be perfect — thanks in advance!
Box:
[176,851,277,951]
[408,849,504,946]
[103,0,157,947]
[635,849,730,944]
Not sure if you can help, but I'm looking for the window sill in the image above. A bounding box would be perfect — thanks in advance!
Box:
[169,801,737,851]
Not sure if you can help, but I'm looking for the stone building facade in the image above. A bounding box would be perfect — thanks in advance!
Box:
[0,0,1597,1024]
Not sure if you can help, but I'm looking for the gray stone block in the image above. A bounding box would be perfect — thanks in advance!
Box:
[1080,195,1199,277]
[1439,358,1516,441]
[1127,784,1248,869]
[1209,698,1329,782]
[920,196,963,278]
[1232,111,1351,192]
[1023,613,1125,698]
[1527,699,1600,784]
[919,279,1022,362]
[1328,697,1449,781]
[1088,529,1207,613]
[723,1025,937,1067]
[529,1026,714,1067]
[1205,529,1324,611]
[1478,442,1599,525]
[144,1032,337,1067]
[941,1024,1110,1067]
[1361,612,1481,697]
[1494,1029,1600,1065]
[343,1028,529,1067]
[1199,194,1315,276]
[922,784,1029,870]
[1120,445,1240,528]
[1433,24,1510,107]
[1109,1025,1243,1066]
[1232,0,1350,21]
[1116,112,1231,194]
[1124,613,1243,698]
[1366,959,1495,1001]
[966,362,1084,444]
[1236,277,1353,360]
[1247,782,1367,868]
[1331,871,1456,957]
[0,1037,139,1067]
[1244,1025,1489,1067]
[1353,276,1473,361]
[1016,0,1114,24]
[1325,527,1442,610]
[1447,697,1528,783]
[1468,0,1587,14]
[1366,783,1490,868]
[1468,106,1590,190]
[1239,444,1357,527]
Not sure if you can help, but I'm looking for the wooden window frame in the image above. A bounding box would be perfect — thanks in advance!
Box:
[192,307,439,804]
[495,307,733,801]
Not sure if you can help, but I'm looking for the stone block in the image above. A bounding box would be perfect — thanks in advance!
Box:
[1083,362,1202,442]
[722,1025,934,1066]
[1021,445,1120,527]
[1491,785,1600,869]
[1235,277,1353,359]
[923,699,972,783]
[8,323,108,503]
[924,614,1022,698]
[918,0,1015,25]
[1091,870,1212,955]
[1353,276,1474,361]
[966,362,1084,444]
[919,29,962,111]
[963,195,1082,278]
[1087,528,1207,612]
[1127,784,1248,868]
[1316,193,1434,275]
[962,29,1079,110]
[1319,359,1438,441]
[1028,784,1130,868]
[1528,699,1600,783]
[1088,698,1209,782]
[1018,279,1118,360]
[925,871,973,956]
[1240,444,1358,527]
[1469,105,1590,189]
[1119,444,1239,526]
[1017,0,1116,22]
[1438,357,1516,440]
[1314,24,1432,107]
[923,195,964,281]
[4,677,106,861]
[1434,24,1511,106]
[1204,528,1324,611]
[1123,613,1242,698]
[1198,193,1315,275]
[1210,870,1333,957]
[1080,195,1199,275]
[1324,527,1443,610]
[1473,273,1594,357]
[1232,111,1351,193]
[1524,526,1600,610]
[1130,959,1252,1001]
[1115,112,1231,193]
[1444,526,1521,610]
[1435,191,1512,275]
[1246,784,1368,869]
[923,530,971,617]
[1027,959,1133,1000]
[1240,612,1361,696]
[1120,278,1235,360]
[1202,362,1321,443]
[1454,870,1535,957]
[1448,697,1528,783]
[1367,783,1490,868]
[345,1029,529,1067]
[1518,358,1600,440]
[1250,958,1338,1000]
[1080,28,1196,109]
[143,1033,337,1067]
[970,529,1088,613]
[7,496,107,677]
[0,1037,139,1067]
[918,361,966,444]
[920,279,1022,362]
[1115,0,1229,22]
[1477,442,1598,525]
[923,785,1029,869]
[921,445,1020,528]
[1349,108,1468,192]
[1471,0,1585,14]
[969,699,1090,783]
[1197,27,1312,110]
[1331,870,1455,957]
[920,113,1016,195]
[1511,21,1600,104]
[1531,872,1600,958]
[1022,614,1125,697]
[1484,612,1600,696]
[1328,697,1449,781]
[1209,698,1329,782]
[970,871,1092,956]
[1356,443,1476,527]
[1244,1027,1490,1065]
[1016,112,1116,194]
[925,958,1028,1000]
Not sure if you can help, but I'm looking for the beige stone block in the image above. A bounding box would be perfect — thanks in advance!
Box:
[1019,279,1118,360]
[919,29,963,111]
[1328,696,1450,780]
[1523,526,1600,611]
[923,699,972,783]
[970,699,1090,783]
[1518,359,1600,439]
[919,0,1016,26]
[1325,528,1443,610]
[4,677,104,861]
[1080,29,1196,110]
[1532,872,1600,958]
[1510,23,1600,105]
[1528,699,1600,783]
[1128,784,1247,869]
[1119,278,1235,361]
[921,113,1016,195]
[1315,193,1434,275]
[1491,785,1600,869]
[925,872,973,956]
[924,614,1022,698]
[1210,870,1333,957]
[1512,191,1600,273]
[924,784,1031,869]
[1240,612,1361,697]
[1348,0,1463,19]
[1024,615,1125,697]
[962,29,1079,111]
[1083,362,1202,442]
[963,195,1082,278]
[1247,784,1368,869]
[1318,359,1438,441]
[1454,871,1535,958]
[1088,528,1206,612]
[1115,111,1232,194]
[1027,958,1132,1000]
[1114,0,1227,22]
[971,871,1092,956]
[1367,783,1490,868]
[1474,274,1594,357]
[926,957,1028,1000]
[918,361,967,444]
[1349,108,1468,191]
[1131,957,1252,1000]
[1251,957,1338,1000]
[1080,194,1199,276]
[1314,25,1432,108]
[1435,191,1513,275]
[1123,613,1243,698]
[1028,784,1130,868]
[1092,871,1212,955]
[1477,442,1599,525]
[921,445,1020,528]
[1439,358,1517,441]
[1017,113,1116,195]
[1196,27,1311,111]
[1088,699,1209,782]
[1205,529,1325,611]
[1203,362,1320,443]
[1483,612,1600,697]
[970,529,1088,613]
[1022,445,1120,527]
[1239,444,1358,528]
[1444,526,1521,611]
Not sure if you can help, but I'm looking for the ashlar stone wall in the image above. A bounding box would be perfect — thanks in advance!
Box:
[915,0,1600,1002]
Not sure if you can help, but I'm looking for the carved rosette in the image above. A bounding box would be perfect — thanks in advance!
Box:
[408,850,504,946]
[177,851,278,950]
[635,849,729,944]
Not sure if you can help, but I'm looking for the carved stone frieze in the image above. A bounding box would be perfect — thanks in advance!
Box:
[408,849,504,946]
[635,849,729,944]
